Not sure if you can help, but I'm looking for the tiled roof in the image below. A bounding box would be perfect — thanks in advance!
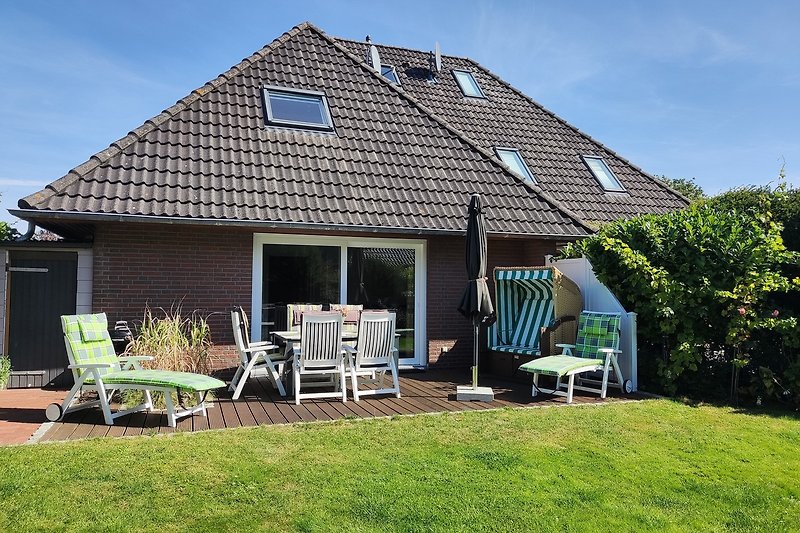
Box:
[16,23,591,238]
[337,38,689,223]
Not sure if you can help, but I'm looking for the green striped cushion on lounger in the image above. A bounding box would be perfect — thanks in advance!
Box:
[96,369,225,391]
[519,355,605,377]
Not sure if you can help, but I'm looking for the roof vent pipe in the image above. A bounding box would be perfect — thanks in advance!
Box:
[16,221,35,241]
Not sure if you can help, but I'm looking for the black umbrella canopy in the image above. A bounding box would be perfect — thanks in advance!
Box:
[457,195,495,326]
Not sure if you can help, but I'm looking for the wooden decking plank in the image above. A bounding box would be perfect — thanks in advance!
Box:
[235,380,275,426]
[250,379,290,424]
[258,387,302,424]
[230,395,259,428]
[311,399,346,421]
[216,395,243,429]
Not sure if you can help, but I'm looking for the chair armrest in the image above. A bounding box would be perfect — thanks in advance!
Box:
[249,340,275,348]
[599,348,622,354]
[68,363,114,370]
[117,356,154,362]
[555,344,575,349]
[243,345,278,353]
[342,345,357,354]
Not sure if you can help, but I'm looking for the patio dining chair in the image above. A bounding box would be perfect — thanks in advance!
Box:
[345,311,401,401]
[518,311,631,403]
[46,313,225,427]
[292,311,347,405]
[229,306,286,399]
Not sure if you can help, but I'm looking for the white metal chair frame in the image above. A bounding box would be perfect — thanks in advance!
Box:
[229,307,285,400]
[345,311,401,401]
[292,312,348,405]
[55,349,207,429]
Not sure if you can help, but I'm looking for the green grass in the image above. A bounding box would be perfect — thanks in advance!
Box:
[1,400,799,532]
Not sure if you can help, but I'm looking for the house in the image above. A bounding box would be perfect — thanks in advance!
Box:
[6,22,687,384]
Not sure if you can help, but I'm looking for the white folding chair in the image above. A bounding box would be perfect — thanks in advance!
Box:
[346,311,401,401]
[229,306,286,399]
[292,312,347,405]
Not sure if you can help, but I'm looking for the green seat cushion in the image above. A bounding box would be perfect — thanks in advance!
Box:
[86,369,225,391]
[490,344,541,356]
[518,355,604,378]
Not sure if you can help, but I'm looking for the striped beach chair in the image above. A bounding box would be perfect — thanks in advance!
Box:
[488,267,582,357]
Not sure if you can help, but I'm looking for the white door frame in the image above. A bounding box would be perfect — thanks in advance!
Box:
[252,233,427,368]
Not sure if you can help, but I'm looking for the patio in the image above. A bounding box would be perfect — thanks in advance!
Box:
[35,369,640,443]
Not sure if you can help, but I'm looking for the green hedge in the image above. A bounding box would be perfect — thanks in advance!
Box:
[561,184,800,404]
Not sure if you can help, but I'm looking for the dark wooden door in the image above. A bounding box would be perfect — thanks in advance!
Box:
[7,250,78,388]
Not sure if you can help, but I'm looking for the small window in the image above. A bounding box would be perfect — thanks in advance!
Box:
[582,156,625,192]
[453,70,485,98]
[263,86,333,130]
[381,65,400,85]
[496,147,536,184]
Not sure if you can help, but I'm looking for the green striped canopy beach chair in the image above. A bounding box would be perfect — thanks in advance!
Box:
[488,267,582,357]
[45,313,225,427]
[519,311,632,403]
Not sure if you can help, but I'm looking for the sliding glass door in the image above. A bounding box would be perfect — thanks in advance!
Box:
[252,234,426,367]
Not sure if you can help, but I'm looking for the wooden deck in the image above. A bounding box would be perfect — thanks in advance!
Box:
[39,370,639,442]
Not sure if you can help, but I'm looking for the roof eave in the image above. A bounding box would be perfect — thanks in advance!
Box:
[9,209,589,240]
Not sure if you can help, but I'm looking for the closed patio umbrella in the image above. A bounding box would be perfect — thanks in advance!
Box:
[457,195,496,401]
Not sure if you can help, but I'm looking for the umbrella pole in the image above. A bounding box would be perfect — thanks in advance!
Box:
[472,323,479,389]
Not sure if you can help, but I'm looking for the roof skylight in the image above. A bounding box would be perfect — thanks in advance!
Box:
[381,65,400,84]
[453,70,485,98]
[496,147,536,184]
[263,86,334,131]
[582,156,625,192]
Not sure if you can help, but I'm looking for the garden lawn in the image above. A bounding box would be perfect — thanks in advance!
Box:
[1,400,798,532]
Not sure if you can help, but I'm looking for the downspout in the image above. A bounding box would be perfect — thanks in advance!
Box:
[15,221,35,242]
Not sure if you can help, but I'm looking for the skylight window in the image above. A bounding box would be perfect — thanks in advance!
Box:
[381,64,400,85]
[263,86,333,131]
[495,147,536,184]
[582,156,625,192]
[453,70,485,98]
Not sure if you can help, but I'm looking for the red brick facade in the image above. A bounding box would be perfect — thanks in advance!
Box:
[92,222,561,370]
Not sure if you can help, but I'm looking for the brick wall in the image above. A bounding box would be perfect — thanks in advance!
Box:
[93,223,252,369]
[425,236,558,367]
[93,223,560,370]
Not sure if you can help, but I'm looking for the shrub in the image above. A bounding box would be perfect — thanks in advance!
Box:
[122,305,214,407]
[560,196,799,403]
[0,355,11,389]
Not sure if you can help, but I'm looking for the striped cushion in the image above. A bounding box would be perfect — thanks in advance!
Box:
[519,355,604,377]
[490,344,541,356]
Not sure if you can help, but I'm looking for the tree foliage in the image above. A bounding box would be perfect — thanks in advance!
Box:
[657,176,705,201]
[560,191,799,403]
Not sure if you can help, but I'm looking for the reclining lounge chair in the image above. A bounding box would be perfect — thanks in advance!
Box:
[45,313,226,427]
[518,311,632,403]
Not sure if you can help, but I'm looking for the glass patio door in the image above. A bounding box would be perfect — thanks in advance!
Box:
[253,235,426,367]
[346,247,416,363]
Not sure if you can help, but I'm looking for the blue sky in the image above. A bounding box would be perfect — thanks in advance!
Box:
[1,0,798,228]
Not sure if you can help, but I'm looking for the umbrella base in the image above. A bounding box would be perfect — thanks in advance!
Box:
[456,385,495,402]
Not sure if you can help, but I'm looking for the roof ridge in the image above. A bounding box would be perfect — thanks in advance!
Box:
[316,26,594,233]
[333,36,473,62]
[464,58,690,205]
[20,22,314,209]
